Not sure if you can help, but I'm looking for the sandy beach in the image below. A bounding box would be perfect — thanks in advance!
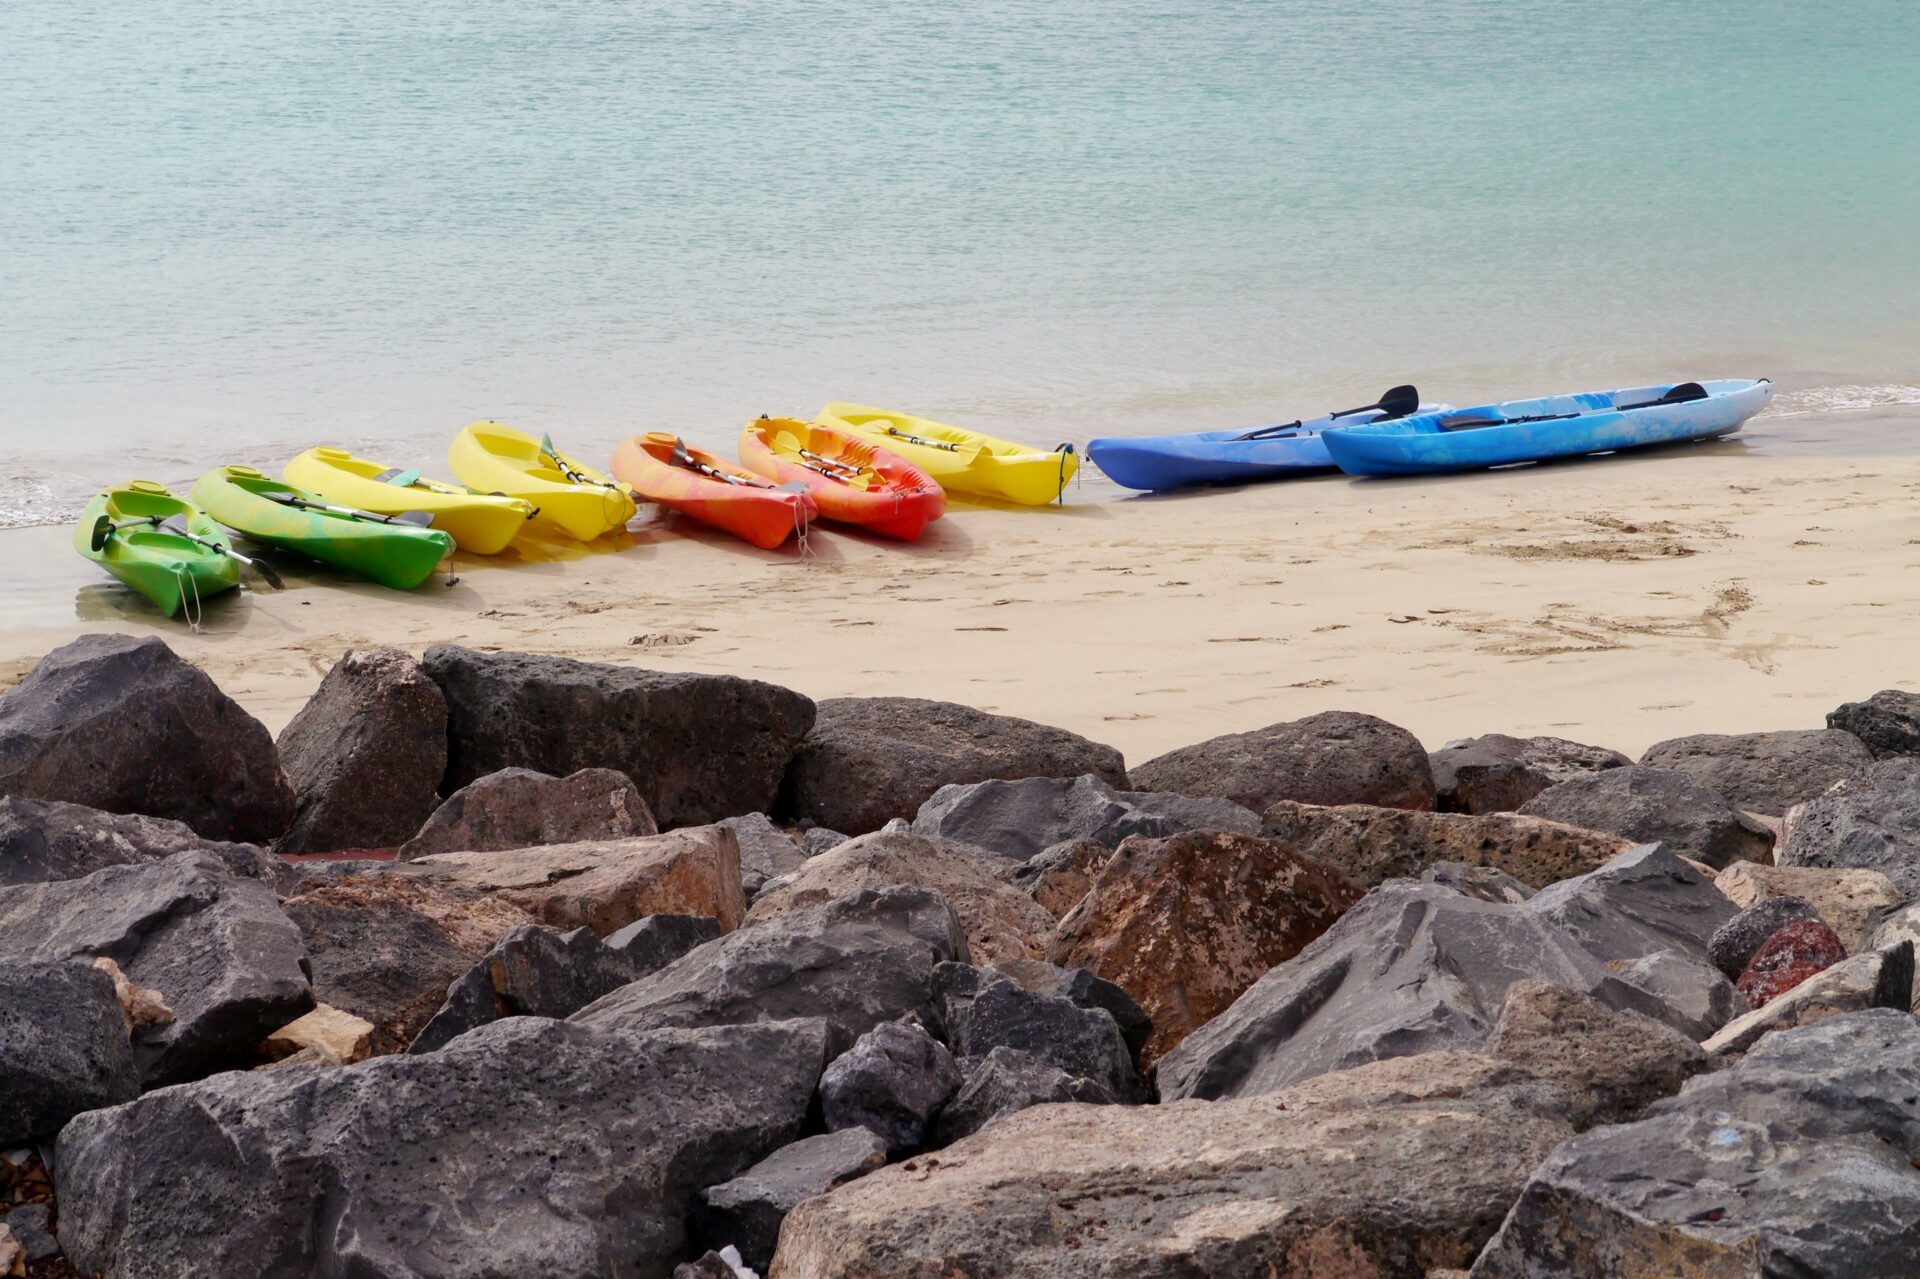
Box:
[6,414,1915,763]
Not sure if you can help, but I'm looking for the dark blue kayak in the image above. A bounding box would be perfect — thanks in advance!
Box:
[1088,386,1446,491]
[1322,379,1773,477]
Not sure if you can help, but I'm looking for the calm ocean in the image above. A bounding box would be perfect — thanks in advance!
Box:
[6,0,1920,523]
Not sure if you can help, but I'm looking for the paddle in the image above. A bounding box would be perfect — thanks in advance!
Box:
[540,433,607,489]
[97,514,286,589]
[376,468,424,488]
[1437,382,1710,433]
[771,430,868,487]
[880,425,985,464]
[668,438,809,495]
[255,487,436,528]
[1234,384,1421,442]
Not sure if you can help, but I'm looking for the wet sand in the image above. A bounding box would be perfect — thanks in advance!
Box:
[4,413,1918,764]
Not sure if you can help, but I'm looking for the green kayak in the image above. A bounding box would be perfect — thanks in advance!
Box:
[73,481,241,619]
[191,465,455,590]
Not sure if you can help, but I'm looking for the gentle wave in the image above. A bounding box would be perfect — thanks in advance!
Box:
[1762,384,1920,418]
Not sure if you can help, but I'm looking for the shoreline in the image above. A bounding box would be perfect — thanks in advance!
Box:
[5,420,1919,763]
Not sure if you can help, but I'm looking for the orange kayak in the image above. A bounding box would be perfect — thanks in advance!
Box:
[738,417,946,542]
[612,432,818,550]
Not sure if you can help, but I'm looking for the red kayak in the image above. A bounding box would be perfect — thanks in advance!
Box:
[738,417,946,541]
[611,432,818,550]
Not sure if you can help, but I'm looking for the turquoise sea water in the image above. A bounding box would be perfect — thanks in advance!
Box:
[5,0,1920,522]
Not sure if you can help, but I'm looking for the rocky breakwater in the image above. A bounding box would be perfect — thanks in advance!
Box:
[7,635,1920,1278]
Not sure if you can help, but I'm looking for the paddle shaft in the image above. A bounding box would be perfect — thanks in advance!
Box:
[1439,383,1710,433]
[1236,384,1419,442]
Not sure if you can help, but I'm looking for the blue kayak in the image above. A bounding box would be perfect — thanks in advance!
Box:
[1321,378,1773,477]
[1088,386,1448,491]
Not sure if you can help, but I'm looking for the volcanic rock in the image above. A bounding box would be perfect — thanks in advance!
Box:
[397,766,656,860]
[1430,732,1631,814]
[1517,765,1773,869]
[1259,800,1631,889]
[1639,728,1873,815]
[1129,709,1436,813]
[910,774,1258,862]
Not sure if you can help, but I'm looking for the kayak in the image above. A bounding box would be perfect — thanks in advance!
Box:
[816,403,1078,506]
[611,432,817,550]
[1322,379,1774,477]
[73,481,240,618]
[1087,386,1448,491]
[286,446,535,554]
[738,416,945,540]
[447,422,637,541]
[191,465,455,590]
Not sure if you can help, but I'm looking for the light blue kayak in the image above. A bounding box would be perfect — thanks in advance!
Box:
[1089,386,1449,491]
[1321,379,1773,477]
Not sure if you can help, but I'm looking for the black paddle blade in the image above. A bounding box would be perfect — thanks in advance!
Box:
[1376,384,1420,420]
[1657,381,1708,405]
[89,515,113,552]
[250,558,285,591]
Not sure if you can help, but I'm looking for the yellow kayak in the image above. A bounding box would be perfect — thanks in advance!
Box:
[285,447,535,555]
[448,422,637,542]
[816,403,1078,505]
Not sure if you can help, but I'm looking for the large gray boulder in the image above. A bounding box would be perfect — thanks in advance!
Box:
[1430,733,1631,814]
[1130,709,1436,813]
[1153,879,1679,1102]
[409,922,707,1054]
[397,766,657,861]
[1778,757,1920,897]
[927,1046,1119,1148]
[818,1020,963,1157]
[1709,895,1823,979]
[1827,689,1920,760]
[910,774,1258,862]
[693,1128,886,1274]
[780,1050,1573,1278]
[422,644,814,829]
[57,1016,833,1279]
[276,647,448,854]
[1517,765,1773,869]
[933,964,1143,1103]
[0,960,140,1145]
[781,697,1128,836]
[0,795,296,892]
[0,853,312,1084]
[1639,728,1873,815]
[0,635,295,843]
[573,887,970,1041]
[1471,1010,1920,1278]
[719,812,808,901]
[1520,842,1737,969]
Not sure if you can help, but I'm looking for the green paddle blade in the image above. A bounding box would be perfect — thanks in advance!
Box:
[384,469,422,487]
[394,509,435,527]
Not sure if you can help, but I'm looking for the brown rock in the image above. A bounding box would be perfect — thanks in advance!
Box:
[1484,980,1707,1129]
[771,1050,1572,1279]
[746,830,1054,965]
[1047,830,1362,1065]
[397,767,657,861]
[1129,710,1436,814]
[1004,838,1110,920]
[399,826,746,936]
[263,1003,374,1064]
[1715,860,1903,954]
[1259,800,1633,890]
[90,957,172,1032]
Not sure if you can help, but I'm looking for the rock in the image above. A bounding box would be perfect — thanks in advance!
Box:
[799,827,849,857]
[934,964,1142,1102]
[910,774,1259,862]
[1639,728,1873,815]
[262,1003,374,1064]
[0,634,296,842]
[744,830,1054,966]
[676,1252,753,1279]
[1047,829,1362,1065]
[1709,895,1824,978]
[574,886,970,1041]
[1431,733,1632,815]
[1606,949,1748,1040]
[92,957,173,1031]
[0,853,312,1084]
[1776,757,1920,897]
[604,912,724,963]
[3,1203,56,1262]
[0,960,139,1144]
[408,922,700,1054]
[1716,859,1902,954]
[1129,709,1436,814]
[1153,881,1684,1102]
[818,1020,962,1156]
[719,812,808,901]
[282,872,535,1055]
[1707,942,1914,1055]
[1827,688,1920,760]
[1422,861,1536,903]
[1516,765,1774,869]
[0,1226,18,1277]
[1006,837,1108,919]
[57,1015,833,1279]
[991,958,1153,1064]
[422,644,815,828]
[927,1046,1119,1147]
[1471,1009,1920,1277]
[781,697,1127,836]
[275,648,447,854]
[1259,800,1632,890]
[780,1049,1573,1278]
[1520,842,1737,967]
[1734,918,1847,1007]
[1485,980,1708,1128]
[695,1128,886,1273]
[0,795,296,893]
[397,766,656,861]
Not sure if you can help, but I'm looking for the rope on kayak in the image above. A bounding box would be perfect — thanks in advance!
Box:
[175,566,203,634]
[792,500,813,560]
[1054,443,1076,506]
